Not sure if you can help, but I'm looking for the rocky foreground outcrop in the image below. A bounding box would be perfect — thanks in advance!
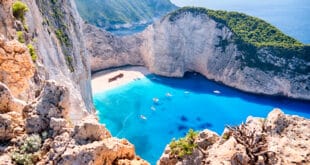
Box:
[86,8,310,100]
[0,0,147,164]
[158,109,310,165]
[0,80,148,164]
[0,36,35,100]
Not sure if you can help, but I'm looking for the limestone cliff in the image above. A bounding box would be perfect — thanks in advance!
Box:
[0,0,148,164]
[86,7,310,100]
[158,109,310,164]
[84,24,144,72]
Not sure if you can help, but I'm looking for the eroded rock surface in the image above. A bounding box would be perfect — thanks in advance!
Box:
[0,0,148,164]
[0,83,25,141]
[0,36,35,99]
[84,24,144,72]
[0,79,147,164]
[158,109,310,165]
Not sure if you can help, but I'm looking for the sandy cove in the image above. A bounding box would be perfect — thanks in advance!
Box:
[91,66,151,93]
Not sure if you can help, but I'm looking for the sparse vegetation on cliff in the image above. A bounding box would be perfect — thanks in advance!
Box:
[167,7,310,74]
[168,7,302,48]
[169,129,198,158]
[27,44,37,62]
[11,134,42,165]
[36,0,75,72]
[12,1,28,22]
[17,31,25,43]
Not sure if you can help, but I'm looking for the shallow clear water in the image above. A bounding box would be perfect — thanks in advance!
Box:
[93,73,310,164]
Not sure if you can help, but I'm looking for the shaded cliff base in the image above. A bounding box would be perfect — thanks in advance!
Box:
[159,109,310,165]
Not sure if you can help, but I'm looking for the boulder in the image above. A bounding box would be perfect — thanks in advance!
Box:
[159,109,310,164]
[24,81,69,134]
[196,129,219,150]
[0,36,35,99]
[58,138,137,165]
[73,116,111,145]
[0,82,26,114]
[0,112,23,141]
[50,117,67,133]
[264,108,289,134]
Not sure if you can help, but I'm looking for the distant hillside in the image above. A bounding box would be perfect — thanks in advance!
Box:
[75,0,177,30]
[168,7,303,48]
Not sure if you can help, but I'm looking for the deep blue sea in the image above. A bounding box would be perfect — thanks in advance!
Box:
[93,73,310,164]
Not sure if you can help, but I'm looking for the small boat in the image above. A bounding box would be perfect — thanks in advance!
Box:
[140,115,147,120]
[150,106,156,111]
[184,91,190,94]
[153,97,159,103]
[166,92,172,97]
[213,90,221,94]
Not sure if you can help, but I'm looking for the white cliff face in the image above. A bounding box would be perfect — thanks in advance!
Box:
[84,24,145,72]
[86,11,310,100]
[22,0,93,120]
[140,12,239,77]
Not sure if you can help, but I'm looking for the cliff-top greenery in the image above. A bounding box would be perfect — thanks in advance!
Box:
[168,7,303,48]
[169,129,198,158]
[75,0,177,29]
[12,1,28,22]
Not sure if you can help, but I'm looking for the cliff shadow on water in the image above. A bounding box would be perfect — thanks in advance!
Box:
[146,72,310,115]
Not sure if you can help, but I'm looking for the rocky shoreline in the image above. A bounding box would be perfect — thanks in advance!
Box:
[158,109,310,165]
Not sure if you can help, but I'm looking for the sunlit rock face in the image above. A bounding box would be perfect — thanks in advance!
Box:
[158,109,310,165]
[86,10,310,100]
[0,0,148,164]
[0,36,35,99]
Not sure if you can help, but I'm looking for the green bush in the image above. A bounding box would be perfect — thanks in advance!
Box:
[12,1,29,22]
[167,7,303,48]
[169,129,198,158]
[27,44,37,62]
[65,55,74,72]
[11,134,41,165]
[17,31,25,43]
[20,134,42,153]
[11,152,34,165]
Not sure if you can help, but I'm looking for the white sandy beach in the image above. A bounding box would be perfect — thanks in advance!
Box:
[91,66,151,93]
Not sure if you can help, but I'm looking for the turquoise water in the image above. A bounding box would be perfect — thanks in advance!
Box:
[93,73,310,164]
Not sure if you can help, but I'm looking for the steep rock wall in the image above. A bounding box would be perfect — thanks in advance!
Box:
[87,11,310,100]
[22,0,93,119]
[84,24,144,72]
[0,0,148,164]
